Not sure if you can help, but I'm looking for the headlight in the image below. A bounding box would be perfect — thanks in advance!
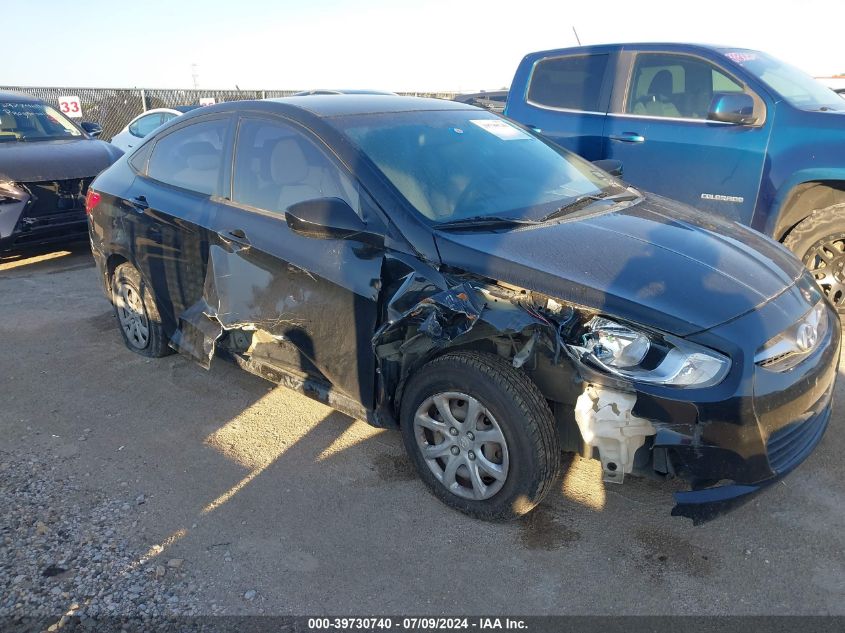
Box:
[576,316,730,388]
[755,300,828,371]
[0,180,26,205]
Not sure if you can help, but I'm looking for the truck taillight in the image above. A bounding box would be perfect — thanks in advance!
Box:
[85,190,102,215]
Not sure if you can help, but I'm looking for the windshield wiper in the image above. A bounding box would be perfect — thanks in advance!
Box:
[539,191,641,223]
[436,215,540,230]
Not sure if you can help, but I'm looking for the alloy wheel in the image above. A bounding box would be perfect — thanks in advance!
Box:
[803,232,845,309]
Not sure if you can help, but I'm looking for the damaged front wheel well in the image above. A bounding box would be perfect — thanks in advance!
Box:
[390,334,546,426]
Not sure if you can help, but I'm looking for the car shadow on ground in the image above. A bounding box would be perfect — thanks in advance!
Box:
[0,239,93,276]
[110,346,833,612]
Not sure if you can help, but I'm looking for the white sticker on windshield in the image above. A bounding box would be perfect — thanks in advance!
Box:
[469,119,531,140]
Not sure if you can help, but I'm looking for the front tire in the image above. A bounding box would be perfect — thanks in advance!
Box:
[784,203,845,312]
[400,351,560,520]
[111,262,172,358]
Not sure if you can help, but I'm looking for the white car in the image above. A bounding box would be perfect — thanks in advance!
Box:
[110,106,198,153]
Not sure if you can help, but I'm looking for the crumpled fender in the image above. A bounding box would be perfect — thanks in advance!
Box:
[371,274,567,416]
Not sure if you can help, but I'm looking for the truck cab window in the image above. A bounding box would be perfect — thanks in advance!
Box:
[627,53,748,120]
[527,54,609,112]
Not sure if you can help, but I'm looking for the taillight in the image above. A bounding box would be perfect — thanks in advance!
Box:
[85,190,102,215]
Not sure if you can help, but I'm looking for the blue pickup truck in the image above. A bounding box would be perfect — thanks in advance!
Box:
[505,43,845,312]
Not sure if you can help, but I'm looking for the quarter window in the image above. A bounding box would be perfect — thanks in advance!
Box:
[527,54,609,112]
[232,117,359,215]
[147,118,228,196]
[626,53,748,119]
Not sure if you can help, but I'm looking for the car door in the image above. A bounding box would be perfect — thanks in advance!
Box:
[124,114,233,336]
[507,51,613,159]
[202,114,385,408]
[603,50,772,225]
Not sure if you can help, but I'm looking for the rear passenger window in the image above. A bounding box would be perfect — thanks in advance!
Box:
[147,118,228,196]
[627,53,749,119]
[232,117,359,215]
[527,54,609,112]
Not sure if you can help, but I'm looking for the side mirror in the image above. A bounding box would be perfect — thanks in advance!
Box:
[592,159,623,177]
[285,197,382,246]
[707,93,756,125]
[80,121,103,138]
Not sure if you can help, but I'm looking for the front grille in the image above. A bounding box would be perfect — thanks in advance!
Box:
[766,407,829,473]
[21,178,92,220]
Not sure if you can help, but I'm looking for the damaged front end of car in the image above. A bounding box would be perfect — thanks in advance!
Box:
[365,264,839,525]
[368,269,671,499]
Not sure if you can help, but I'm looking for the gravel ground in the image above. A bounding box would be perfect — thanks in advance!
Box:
[1,242,844,629]
[0,452,203,627]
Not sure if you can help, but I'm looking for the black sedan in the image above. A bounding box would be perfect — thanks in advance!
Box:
[0,90,122,250]
[86,96,839,522]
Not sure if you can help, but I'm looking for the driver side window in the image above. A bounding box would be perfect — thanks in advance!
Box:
[626,53,747,119]
[231,117,360,216]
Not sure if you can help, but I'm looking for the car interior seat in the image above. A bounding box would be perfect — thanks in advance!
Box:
[271,137,343,213]
[633,69,681,118]
[0,113,21,140]
[172,141,220,193]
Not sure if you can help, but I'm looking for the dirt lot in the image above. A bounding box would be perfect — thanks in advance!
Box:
[1,241,844,618]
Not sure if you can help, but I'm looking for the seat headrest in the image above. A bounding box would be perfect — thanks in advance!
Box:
[648,70,674,96]
[270,138,309,185]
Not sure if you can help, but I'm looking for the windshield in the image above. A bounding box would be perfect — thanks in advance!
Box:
[722,50,842,110]
[336,110,617,223]
[0,101,83,142]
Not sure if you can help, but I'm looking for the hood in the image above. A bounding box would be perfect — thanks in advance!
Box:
[434,195,806,336]
[0,138,123,182]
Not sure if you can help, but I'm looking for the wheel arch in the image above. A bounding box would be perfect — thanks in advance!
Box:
[770,178,845,242]
[105,252,130,281]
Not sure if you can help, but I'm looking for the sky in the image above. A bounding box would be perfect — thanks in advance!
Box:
[5,0,844,92]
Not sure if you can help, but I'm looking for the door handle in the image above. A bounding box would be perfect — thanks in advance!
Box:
[219,228,251,248]
[525,124,542,133]
[128,195,148,212]
[609,133,645,143]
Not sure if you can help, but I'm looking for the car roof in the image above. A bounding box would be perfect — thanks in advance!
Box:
[264,94,476,117]
[0,89,40,103]
[292,89,398,96]
[523,42,746,60]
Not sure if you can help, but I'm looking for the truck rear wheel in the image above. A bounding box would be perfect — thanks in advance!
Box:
[783,203,845,313]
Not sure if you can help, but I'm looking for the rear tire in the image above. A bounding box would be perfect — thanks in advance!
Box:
[111,262,172,358]
[400,351,561,520]
[783,203,845,313]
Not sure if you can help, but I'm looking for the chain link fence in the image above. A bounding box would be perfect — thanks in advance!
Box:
[1,86,458,141]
